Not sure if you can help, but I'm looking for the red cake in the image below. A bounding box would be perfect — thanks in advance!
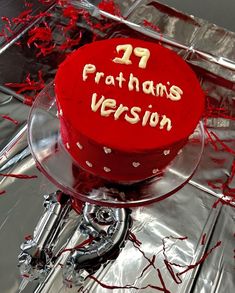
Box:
[55,38,204,183]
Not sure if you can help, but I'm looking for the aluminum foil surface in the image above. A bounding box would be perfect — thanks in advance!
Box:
[0,1,234,293]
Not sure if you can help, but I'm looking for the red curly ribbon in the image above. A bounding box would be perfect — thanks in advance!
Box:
[98,0,121,17]
[0,114,19,125]
[201,233,207,245]
[162,236,222,284]
[0,173,37,179]
[5,71,45,94]
[58,237,94,257]
[88,275,171,292]
[177,241,221,277]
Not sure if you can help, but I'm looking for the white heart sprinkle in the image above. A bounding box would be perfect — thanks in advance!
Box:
[177,149,182,155]
[189,134,194,140]
[56,111,59,117]
[86,161,93,167]
[76,141,83,150]
[132,162,140,168]
[66,142,70,149]
[152,169,159,174]
[103,146,112,154]
[59,109,63,116]
[104,167,111,172]
[163,149,170,155]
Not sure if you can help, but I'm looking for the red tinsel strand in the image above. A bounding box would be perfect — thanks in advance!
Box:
[228,160,235,185]
[1,16,12,27]
[207,180,223,190]
[35,43,56,57]
[157,269,171,293]
[24,235,33,241]
[161,236,191,284]
[98,0,121,17]
[23,95,34,106]
[163,259,182,284]
[212,197,225,209]
[162,236,188,263]
[210,157,226,165]
[128,233,172,292]
[0,7,53,46]
[38,0,55,4]
[24,1,33,8]
[62,5,79,31]
[207,113,235,121]
[137,255,156,279]
[210,131,235,155]
[162,236,222,284]
[131,242,172,292]
[88,275,170,292]
[56,0,70,7]
[5,70,45,95]
[0,114,19,125]
[1,16,14,34]
[208,159,235,207]
[212,196,235,209]
[74,6,116,38]
[128,231,142,246]
[92,22,114,32]
[204,125,219,151]
[27,25,53,47]
[143,19,163,43]
[12,9,33,24]
[206,97,235,121]
[0,190,6,196]
[79,10,95,30]
[201,233,207,245]
[21,274,30,278]
[132,241,157,268]
[71,197,84,214]
[177,241,222,277]
[58,31,83,51]
[0,173,37,179]
[77,287,90,293]
[58,237,94,257]
[12,10,52,26]
[163,236,188,242]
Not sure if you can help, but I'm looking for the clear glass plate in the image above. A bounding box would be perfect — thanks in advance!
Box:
[28,82,205,207]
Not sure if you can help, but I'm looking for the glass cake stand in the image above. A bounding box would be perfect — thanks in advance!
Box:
[28,82,205,207]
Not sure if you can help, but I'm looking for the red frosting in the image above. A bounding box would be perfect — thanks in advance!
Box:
[55,38,204,183]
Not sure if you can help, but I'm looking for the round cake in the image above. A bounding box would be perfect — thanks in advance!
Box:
[55,38,204,183]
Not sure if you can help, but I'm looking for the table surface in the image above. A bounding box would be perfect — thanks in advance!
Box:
[158,0,235,31]
[0,1,234,293]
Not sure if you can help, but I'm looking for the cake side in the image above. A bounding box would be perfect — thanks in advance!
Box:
[59,116,187,182]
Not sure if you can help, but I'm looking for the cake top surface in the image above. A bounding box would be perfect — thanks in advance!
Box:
[55,38,204,152]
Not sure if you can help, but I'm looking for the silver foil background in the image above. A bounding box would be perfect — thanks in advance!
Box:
[0,1,234,292]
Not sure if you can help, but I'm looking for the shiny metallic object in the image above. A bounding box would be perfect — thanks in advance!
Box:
[18,192,130,292]
[18,192,75,281]
[66,204,130,270]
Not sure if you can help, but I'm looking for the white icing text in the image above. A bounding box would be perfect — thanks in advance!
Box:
[82,64,183,101]
[91,93,172,131]
[112,44,150,69]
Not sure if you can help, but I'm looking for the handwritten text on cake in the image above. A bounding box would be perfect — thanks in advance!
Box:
[82,44,184,131]
[113,44,150,69]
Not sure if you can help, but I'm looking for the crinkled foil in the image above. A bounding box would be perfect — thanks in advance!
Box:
[0,1,234,293]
